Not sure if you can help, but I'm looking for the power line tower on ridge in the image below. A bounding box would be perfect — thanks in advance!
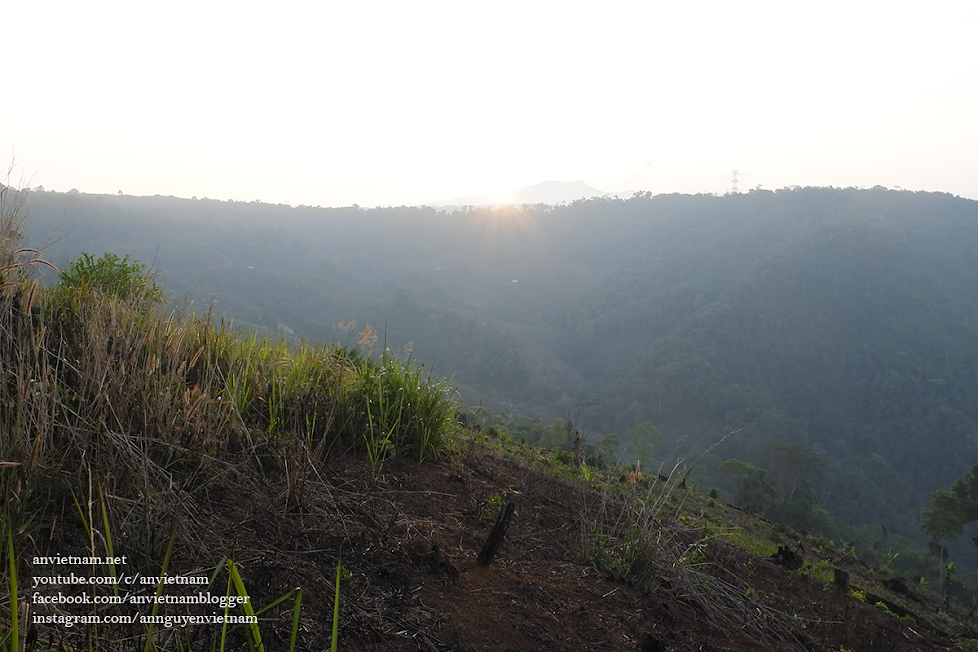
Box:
[730,169,740,194]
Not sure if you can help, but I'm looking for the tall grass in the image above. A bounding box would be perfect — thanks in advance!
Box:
[355,349,455,473]
[583,464,807,650]
[0,186,458,649]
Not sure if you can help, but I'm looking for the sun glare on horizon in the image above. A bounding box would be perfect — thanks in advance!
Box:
[1,2,976,205]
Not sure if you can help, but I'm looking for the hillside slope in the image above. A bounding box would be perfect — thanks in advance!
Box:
[20,438,978,652]
[21,186,978,547]
[3,202,977,649]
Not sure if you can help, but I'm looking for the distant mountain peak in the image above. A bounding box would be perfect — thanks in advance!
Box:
[432,179,610,207]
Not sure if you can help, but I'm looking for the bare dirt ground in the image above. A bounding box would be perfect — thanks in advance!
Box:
[27,444,978,651]
[197,446,975,651]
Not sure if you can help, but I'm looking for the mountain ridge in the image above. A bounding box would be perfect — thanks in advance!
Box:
[431,178,612,207]
[21,185,978,560]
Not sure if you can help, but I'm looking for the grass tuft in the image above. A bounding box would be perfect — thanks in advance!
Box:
[0,190,458,649]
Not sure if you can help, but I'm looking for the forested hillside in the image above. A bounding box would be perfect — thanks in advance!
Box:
[23,186,978,550]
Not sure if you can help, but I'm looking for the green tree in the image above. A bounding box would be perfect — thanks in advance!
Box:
[598,433,620,463]
[719,458,776,514]
[540,419,574,451]
[625,421,661,467]
[921,464,978,541]
[761,441,825,502]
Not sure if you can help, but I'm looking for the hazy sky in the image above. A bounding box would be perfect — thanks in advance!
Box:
[4,1,977,206]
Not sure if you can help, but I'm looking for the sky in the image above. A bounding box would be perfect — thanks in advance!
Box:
[4,0,977,207]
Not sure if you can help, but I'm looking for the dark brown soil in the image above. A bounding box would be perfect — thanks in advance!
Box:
[231,451,977,651]
[25,446,978,651]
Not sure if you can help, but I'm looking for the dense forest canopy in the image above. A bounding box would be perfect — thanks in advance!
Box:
[23,186,978,551]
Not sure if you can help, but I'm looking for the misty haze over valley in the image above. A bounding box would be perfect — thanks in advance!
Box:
[19,183,978,562]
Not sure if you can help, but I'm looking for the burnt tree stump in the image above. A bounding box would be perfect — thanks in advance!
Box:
[476,502,515,567]
[833,568,850,591]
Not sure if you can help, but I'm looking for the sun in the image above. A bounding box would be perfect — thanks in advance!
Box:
[467,204,547,256]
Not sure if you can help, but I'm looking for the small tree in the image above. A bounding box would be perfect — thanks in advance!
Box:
[720,458,776,514]
[540,419,574,451]
[761,440,825,502]
[625,421,661,466]
[921,464,978,542]
[599,433,620,462]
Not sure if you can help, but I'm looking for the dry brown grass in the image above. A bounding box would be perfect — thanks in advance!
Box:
[0,184,459,649]
[581,464,811,650]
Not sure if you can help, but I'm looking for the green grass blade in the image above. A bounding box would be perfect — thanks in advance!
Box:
[220,569,232,652]
[68,486,90,543]
[143,518,178,652]
[290,588,302,652]
[331,559,342,652]
[227,559,263,652]
[208,555,230,590]
[252,587,297,616]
